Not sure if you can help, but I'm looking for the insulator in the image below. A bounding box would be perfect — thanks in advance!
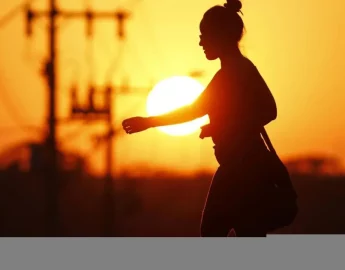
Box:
[121,77,129,93]
[115,11,130,39]
[70,84,79,114]
[88,84,96,111]
[86,10,93,38]
[25,5,34,37]
[104,85,112,110]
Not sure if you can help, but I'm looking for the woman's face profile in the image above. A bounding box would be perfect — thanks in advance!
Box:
[199,19,223,61]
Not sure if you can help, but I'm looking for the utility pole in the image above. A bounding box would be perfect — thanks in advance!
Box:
[48,0,58,238]
[70,79,152,236]
[71,84,116,236]
[105,86,114,236]
[25,1,130,236]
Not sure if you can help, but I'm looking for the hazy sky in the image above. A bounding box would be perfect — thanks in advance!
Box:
[1,0,344,175]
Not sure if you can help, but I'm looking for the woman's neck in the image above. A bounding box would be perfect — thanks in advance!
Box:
[220,47,243,69]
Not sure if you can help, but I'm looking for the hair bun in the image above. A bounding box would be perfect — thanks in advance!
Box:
[224,0,242,13]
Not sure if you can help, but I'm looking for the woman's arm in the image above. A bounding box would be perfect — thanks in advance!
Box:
[122,75,216,134]
[147,74,218,128]
[123,98,208,134]
[147,102,206,128]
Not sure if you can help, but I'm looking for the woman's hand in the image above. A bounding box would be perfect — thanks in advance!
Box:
[122,116,152,134]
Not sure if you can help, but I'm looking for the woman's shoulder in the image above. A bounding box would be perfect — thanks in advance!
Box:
[241,56,258,73]
[240,57,267,86]
[221,56,258,77]
[208,69,225,86]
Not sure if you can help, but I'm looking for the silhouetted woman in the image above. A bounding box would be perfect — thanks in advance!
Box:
[122,0,277,237]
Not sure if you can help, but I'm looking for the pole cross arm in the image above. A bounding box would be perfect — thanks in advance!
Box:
[24,4,130,38]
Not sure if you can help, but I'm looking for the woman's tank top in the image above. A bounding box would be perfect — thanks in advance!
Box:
[203,56,276,165]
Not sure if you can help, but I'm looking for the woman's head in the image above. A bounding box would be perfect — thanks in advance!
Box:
[199,0,244,60]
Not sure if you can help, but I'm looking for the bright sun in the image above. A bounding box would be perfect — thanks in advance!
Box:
[146,76,209,136]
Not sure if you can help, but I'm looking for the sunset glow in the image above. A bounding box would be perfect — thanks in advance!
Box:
[0,0,344,176]
[146,76,209,136]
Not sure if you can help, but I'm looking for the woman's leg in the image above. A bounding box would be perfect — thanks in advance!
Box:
[200,212,232,237]
[200,162,268,237]
[201,142,271,237]
[200,166,236,237]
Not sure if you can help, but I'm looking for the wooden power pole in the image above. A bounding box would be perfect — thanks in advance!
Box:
[25,0,130,236]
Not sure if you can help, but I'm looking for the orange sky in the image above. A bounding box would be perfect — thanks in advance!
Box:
[1,0,345,176]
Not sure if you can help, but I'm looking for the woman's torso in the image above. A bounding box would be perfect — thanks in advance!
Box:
[206,56,272,165]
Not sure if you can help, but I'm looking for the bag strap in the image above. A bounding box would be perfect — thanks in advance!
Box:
[260,127,277,156]
[260,127,298,197]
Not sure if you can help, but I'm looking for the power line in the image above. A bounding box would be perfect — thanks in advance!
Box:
[125,39,153,81]
[136,4,168,75]
[0,125,42,134]
[0,80,43,134]
[93,0,144,84]
[104,37,126,83]
[0,2,45,135]
[58,120,91,142]
[0,1,35,28]
[0,87,30,126]
[85,36,96,84]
